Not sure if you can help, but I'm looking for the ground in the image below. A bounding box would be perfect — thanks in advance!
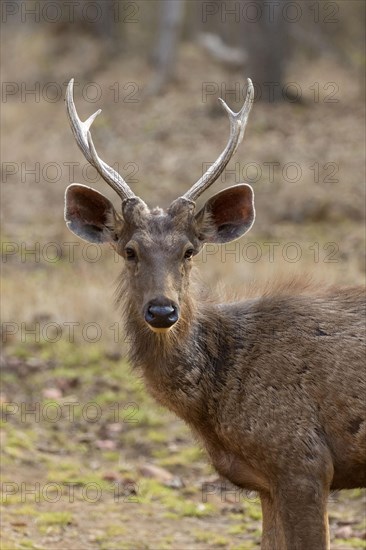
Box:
[1,342,365,549]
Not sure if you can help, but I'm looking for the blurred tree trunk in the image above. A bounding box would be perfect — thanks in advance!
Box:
[240,0,290,102]
[93,0,124,55]
[147,0,185,95]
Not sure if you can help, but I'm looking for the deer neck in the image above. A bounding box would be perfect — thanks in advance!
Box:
[123,296,225,421]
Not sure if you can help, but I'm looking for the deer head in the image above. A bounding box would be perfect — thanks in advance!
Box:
[64,79,255,333]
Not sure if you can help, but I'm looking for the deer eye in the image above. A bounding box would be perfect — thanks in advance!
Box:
[184,248,194,260]
[125,247,137,261]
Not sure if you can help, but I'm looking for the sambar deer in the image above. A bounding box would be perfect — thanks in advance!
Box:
[63,78,366,549]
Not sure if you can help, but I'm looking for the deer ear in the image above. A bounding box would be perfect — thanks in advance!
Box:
[64,184,122,244]
[195,184,255,244]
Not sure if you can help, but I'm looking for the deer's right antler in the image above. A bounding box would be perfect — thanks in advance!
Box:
[182,78,254,202]
[66,78,136,201]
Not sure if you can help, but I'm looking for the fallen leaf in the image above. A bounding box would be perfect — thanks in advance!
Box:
[42,388,62,399]
[96,439,117,450]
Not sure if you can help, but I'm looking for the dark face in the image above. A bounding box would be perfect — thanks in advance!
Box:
[116,198,201,332]
[64,184,256,333]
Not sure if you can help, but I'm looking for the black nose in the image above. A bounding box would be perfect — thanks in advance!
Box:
[145,300,179,329]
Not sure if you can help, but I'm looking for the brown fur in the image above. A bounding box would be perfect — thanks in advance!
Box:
[65,187,366,550]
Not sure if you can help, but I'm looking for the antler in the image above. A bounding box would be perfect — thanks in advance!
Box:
[65,78,135,201]
[183,78,254,202]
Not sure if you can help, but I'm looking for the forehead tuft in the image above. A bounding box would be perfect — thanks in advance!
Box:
[122,197,198,249]
[140,204,194,230]
[150,206,164,216]
[128,207,196,249]
[146,209,187,234]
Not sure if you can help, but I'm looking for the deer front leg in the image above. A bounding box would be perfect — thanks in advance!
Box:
[276,477,330,550]
[260,493,286,550]
[260,480,330,550]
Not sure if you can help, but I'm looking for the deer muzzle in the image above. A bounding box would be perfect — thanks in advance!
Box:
[144,299,179,331]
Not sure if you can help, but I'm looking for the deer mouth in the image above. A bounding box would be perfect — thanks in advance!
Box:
[148,326,174,334]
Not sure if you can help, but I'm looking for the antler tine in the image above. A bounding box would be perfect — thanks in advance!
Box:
[183,78,254,202]
[65,78,135,201]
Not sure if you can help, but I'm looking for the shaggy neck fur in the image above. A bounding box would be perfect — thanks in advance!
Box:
[115,270,229,422]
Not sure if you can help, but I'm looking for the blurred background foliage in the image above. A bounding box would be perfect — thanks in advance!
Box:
[1,1,365,548]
